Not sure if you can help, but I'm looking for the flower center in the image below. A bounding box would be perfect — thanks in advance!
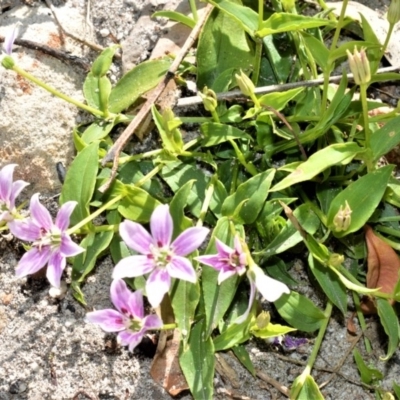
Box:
[148,243,172,269]
[33,226,62,249]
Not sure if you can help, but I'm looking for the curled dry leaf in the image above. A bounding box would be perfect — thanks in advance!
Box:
[361,225,400,314]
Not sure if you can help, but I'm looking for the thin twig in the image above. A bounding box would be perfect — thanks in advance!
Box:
[255,369,290,397]
[0,36,90,70]
[177,65,400,107]
[98,3,214,193]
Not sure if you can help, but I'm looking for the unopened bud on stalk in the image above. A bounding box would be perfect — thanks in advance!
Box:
[346,47,371,85]
[199,86,218,113]
[235,69,256,98]
[388,0,400,25]
[1,55,15,69]
[333,200,352,232]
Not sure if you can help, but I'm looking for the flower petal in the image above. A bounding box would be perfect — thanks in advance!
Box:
[215,238,235,258]
[119,220,153,254]
[110,279,137,317]
[10,179,29,208]
[142,314,163,330]
[127,290,145,320]
[8,219,41,241]
[55,201,77,230]
[0,164,16,203]
[196,254,226,271]
[167,256,196,283]
[150,204,173,247]
[112,255,155,280]
[3,24,19,55]
[60,234,84,257]
[253,266,290,302]
[15,246,51,278]
[172,227,209,256]
[146,269,171,307]
[218,268,238,284]
[86,309,125,332]
[30,193,53,230]
[234,273,257,324]
[46,251,65,288]
[118,330,143,352]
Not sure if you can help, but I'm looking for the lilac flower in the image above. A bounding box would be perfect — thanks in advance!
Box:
[113,204,209,307]
[196,236,290,324]
[0,164,29,223]
[271,335,308,351]
[3,23,20,55]
[8,193,84,287]
[86,279,163,352]
[195,236,247,284]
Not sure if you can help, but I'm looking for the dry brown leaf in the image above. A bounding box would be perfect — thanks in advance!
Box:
[361,225,400,314]
[150,329,189,396]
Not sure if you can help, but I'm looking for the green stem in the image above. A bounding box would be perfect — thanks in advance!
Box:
[352,292,372,353]
[161,323,177,330]
[210,109,220,123]
[197,175,216,227]
[380,23,395,64]
[360,83,374,171]
[229,139,258,176]
[12,64,107,118]
[188,0,198,22]
[252,38,263,86]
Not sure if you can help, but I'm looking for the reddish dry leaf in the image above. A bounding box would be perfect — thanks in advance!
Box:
[150,329,189,396]
[361,225,400,314]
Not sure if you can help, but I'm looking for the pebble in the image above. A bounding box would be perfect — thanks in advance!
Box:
[99,28,110,37]
[49,281,68,299]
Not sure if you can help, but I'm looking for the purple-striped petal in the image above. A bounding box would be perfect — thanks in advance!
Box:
[10,179,29,207]
[86,309,126,332]
[234,272,257,324]
[215,238,235,258]
[30,194,52,230]
[8,219,41,241]
[217,268,238,284]
[110,279,134,316]
[119,220,153,254]
[127,290,145,320]
[142,314,163,330]
[0,164,15,202]
[253,266,290,302]
[59,234,84,257]
[112,255,155,280]
[55,201,77,230]
[46,250,65,288]
[146,269,171,307]
[172,227,209,256]
[167,256,196,283]
[15,246,51,278]
[196,254,226,271]
[118,330,143,352]
[150,204,173,247]
[3,24,19,55]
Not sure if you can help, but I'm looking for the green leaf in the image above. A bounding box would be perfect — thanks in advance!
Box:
[197,4,254,89]
[370,115,400,162]
[257,13,333,37]
[393,382,400,399]
[201,217,244,337]
[200,123,252,147]
[251,322,296,339]
[152,10,196,29]
[60,141,99,225]
[327,165,394,237]
[308,255,347,315]
[82,121,114,144]
[291,374,325,400]
[213,317,251,351]
[301,32,329,71]
[274,291,327,332]
[270,142,361,192]
[71,231,114,282]
[83,72,101,110]
[170,279,200,346]
[91,45,120,77]
[180,320,215,400]
[353,348,383,384]
[115,181,160,223]
[232,345,255,376]
[377,298,400,361]
[258,87,304,111]
[221,169,275,224]
[109,58,172,113]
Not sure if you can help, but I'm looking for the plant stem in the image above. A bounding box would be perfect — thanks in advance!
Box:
[188,0,198,22]
[11,64,107,118]
[352,292,372,353]
[380,23,395,64]
[359,82,374,171]
[197,175,216,227]
[229,139,258,176]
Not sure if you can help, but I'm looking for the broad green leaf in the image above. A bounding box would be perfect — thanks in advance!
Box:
[257,13,333,37]
[232,345,255,376]
[169,180,195,236]
[393,382,400,399]
[71,231,114,282]
[82,121,114,144]
[209,178,228,218]
[213,316,251,351]
[327,165,394,237]
[270,142,361,192]
[291,374,324,400]
[171,279,200,346]
[370,115,400,162]
[274,291,327,332]
[180,320,214,400]
[258,87,304,111]
[201,217,244,337]
[360,14,382,74]
[60,141,99,225]
[91,45,120,77]
[200,123,252,147]
[109,58,172,113]
[251,322,296,339]
[301,32,329,71]
[328,41,379,64]
[308,255,347,315]
[221,169,275,224]
[115,181,160,222]
[197,4,254,89]
[377,298,400,361]
[152,10,195,29]
[83,72,101,110]
[353,348,383,384]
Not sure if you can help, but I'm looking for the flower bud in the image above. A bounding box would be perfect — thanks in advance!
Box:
[255,311,271,329]
[333,200,352,232]
[346,47,371,85]
[329,253,344,267]
[235,69,255,98]
[198,86,218,113]
[388,0,400,25]
[1,55,15,69]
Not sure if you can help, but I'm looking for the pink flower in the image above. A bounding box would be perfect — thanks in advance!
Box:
[8,194,84,287]
[0,164,29,223]
[86,279,163,352]
[113,204,209,307]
